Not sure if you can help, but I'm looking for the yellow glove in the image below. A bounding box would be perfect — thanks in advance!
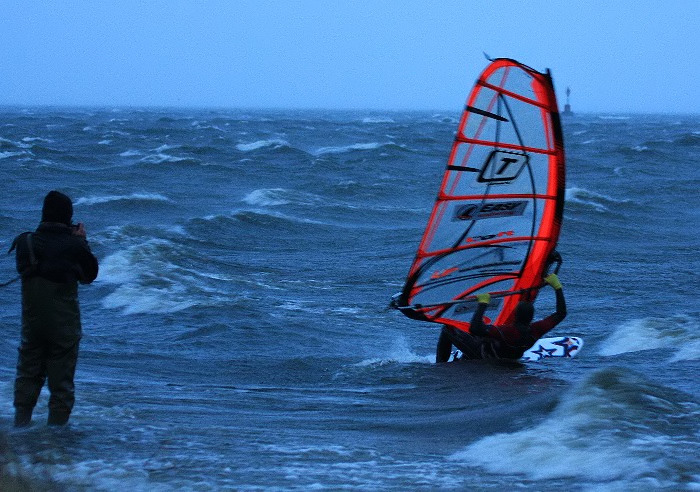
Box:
[475,293,491,304]
[544,273,562,290]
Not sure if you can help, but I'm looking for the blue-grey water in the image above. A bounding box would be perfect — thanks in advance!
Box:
[0,108,698,490]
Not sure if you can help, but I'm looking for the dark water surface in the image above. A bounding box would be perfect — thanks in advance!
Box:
[0,108,698,490]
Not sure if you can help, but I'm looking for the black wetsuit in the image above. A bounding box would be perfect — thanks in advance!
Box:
[436,288,567,362]
[12,222,98,425]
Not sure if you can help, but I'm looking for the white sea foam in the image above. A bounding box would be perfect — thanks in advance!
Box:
[0,151,25,159]
[314,142,391,155]
[453,420,651,481]
[98,240,195,314]
[565,186,630,212]
[599,315,700,362]
[102,284,198,315]
[98,139,112,145]
[15,458,174,492]
[235,139,289,152]
[243,188,292,206]
[155,144,178,152]
[120,149,141,157]
[75,193,171,206]
[451,368,697,486]
[21,136,53,143]
[140,153,190,164]
[362,117,395,124]
[242,188,322,207]
[355,337,433,366]
[98,237,234,315]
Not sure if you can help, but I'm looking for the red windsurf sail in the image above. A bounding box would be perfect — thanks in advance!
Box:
[393,58,565,333]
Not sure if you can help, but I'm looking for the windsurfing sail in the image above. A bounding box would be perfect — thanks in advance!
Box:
[392,58,565,333]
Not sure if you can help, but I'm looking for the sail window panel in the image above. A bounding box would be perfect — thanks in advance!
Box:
[485,67,540,103]
[464,90,550,152]
[411,248,525,307]
[499,95,550,150]
[444,142,492,194]
[463,88,513,143]
[440,277,517,322]
[421,199,538,253]
[444,143,550,197]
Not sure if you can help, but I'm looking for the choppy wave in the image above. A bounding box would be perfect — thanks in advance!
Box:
[98,238,229,315]
[242,188,323,207]
[361,117,395,124]
[0,151,26,160]
[75,193,171,206]
[451,367,700,487]
[599,314,700,362]
[140,153,195,164]
[232,209,326,226]
[21,136,53,143]
[314,142,400,155]
[236,139,289,152]
[565,186,631,212]
[355,337,433,366]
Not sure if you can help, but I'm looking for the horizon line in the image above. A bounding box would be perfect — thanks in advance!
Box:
[0,103,698,117]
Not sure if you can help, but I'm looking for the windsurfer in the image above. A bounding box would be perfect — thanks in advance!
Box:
[436,273,566,362]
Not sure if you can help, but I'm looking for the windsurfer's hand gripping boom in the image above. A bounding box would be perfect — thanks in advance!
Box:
[544,273,562,290]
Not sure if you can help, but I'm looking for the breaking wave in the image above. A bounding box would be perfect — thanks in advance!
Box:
[75,193,172,206]
[599,314,700,362]
[451,367,700,487]
[236,139,290,152]
[565,186,631,212]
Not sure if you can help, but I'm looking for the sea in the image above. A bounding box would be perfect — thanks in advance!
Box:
[0,107,698,491]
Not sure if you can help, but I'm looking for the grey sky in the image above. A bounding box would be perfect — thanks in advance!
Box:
[2,1,697,113]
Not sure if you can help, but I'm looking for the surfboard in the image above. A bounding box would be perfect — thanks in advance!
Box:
[446,336,583,362]
[391,58,566,336]
[521,336,584,361]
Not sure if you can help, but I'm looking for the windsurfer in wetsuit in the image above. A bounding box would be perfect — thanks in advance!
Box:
[436,273,566,362]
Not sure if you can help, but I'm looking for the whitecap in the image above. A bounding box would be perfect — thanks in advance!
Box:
[120,150,140,157]
[362,117,395,124]
[154,144,178,152]
[98,139,112,145]
[21,136,53,143]
[235,139,289,152]
[355,337,433,366]
[243,188,292,206]
[599,314,699,362]
[74,193,171,206]
[97,239,227,315]
[0,151,25,159]
[242,188,322,207]
[102,284,197,315]
[233,208,326,226]
[140,153,190,164]
[565,186,630,212]
[450,367,698,485]
[314,142,389,155]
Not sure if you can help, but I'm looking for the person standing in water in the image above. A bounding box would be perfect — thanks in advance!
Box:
[436,273,566,362]
[10,191,99,427]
